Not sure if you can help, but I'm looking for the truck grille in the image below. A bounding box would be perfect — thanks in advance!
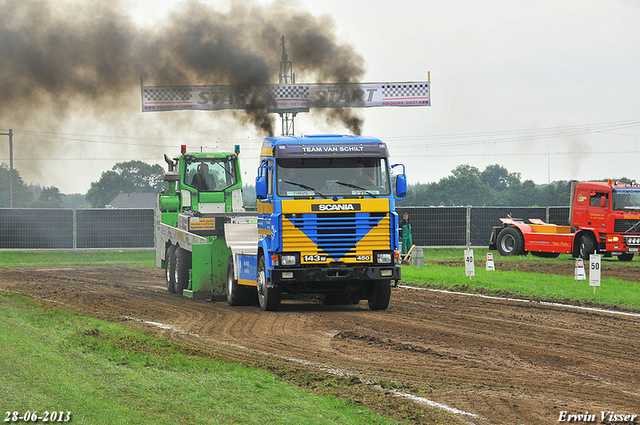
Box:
[282,212,390,262]
[614,219,640,233]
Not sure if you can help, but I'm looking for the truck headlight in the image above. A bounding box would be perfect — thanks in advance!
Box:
[279,254,298,266]
[376,252,392,264]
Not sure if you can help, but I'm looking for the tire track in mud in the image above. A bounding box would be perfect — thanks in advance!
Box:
[2,266,640,425]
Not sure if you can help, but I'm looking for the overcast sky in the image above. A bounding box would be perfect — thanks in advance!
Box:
[1,0,639,194]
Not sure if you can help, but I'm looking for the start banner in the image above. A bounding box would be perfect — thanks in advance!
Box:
[141,82,430,112]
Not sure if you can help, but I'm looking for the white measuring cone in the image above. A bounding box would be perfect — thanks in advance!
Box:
[575,258,586,281]
[486,252,495,271]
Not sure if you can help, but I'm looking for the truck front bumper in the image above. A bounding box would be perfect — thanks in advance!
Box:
[270,264,401,284]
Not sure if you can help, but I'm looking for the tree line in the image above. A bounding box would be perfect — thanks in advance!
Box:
[2,160,609,209]
[0,161,163,208]
[397,164,574,207]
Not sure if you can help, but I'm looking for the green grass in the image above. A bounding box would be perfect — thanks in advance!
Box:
[401,248,640,310]
[0,250,155,267]
[0,292,394,425]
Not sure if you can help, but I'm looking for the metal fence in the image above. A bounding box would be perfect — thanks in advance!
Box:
[0,206,571,250]
[397,206,571,247]
[0,209,154,249]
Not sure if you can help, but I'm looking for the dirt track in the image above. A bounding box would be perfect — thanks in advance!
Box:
[1,264,640,424]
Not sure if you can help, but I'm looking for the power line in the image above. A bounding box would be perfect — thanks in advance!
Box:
[381,119,640,148]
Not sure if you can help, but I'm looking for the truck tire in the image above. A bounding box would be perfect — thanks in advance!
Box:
[165,245,176,294]
[257,255,281,311]
[618,253,634,262]
[368,280,391,310]
[578,234,596,261]
[226,256,257,306]
[497,227,525,256]
[174,247,191,296]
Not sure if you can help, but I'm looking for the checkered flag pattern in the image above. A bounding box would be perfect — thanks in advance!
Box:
[382,83,429,98]
[270,85,310,100]
[143,87,192,102]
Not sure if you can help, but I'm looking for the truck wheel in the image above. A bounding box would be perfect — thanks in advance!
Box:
[257,255,281,311]
[578,234,596,261]
[226,256,257,306]
[368,280,391,311]
[174,247,191,296]
[497,227,525,256]
[165,245,176,294]
[618,253,634,262]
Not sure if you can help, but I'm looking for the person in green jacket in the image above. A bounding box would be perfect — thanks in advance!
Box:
[400,212,412,256]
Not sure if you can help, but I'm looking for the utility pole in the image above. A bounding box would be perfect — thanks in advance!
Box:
[279,35,295,136]
[0,129,13,208]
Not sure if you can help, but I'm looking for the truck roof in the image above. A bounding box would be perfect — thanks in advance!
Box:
[577,181,640,191]
[262,134,389,158]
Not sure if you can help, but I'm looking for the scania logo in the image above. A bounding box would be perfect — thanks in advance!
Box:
[312,203,361,212]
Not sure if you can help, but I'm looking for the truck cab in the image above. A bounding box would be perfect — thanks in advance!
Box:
[243,134,406,310]
[572,181,640,259]
[156,146,244,300]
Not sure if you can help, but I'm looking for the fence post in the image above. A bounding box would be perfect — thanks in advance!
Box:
[466,206,471,248]
[546,206,549,223]
[72,209,77,251]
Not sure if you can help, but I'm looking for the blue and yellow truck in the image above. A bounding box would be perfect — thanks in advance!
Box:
[157,134,406,311]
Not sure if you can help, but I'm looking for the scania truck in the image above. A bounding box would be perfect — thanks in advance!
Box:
[156,134,406,311]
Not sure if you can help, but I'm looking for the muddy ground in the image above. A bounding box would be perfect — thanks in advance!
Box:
[1,262,639,425]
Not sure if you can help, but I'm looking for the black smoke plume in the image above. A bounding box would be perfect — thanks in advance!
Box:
[0,0,365,136]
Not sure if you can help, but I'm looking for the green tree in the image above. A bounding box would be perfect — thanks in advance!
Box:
[86,160,164,208]
[0,163,33,207]
[398,163,572,207]
[29,185,64,208]
[533,180,573,206]
[437,165,494,205]
[480,164,521,191]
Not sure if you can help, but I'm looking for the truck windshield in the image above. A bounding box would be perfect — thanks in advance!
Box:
[612,188,640,211]
[185,157,238,192]
[276,157,390,197]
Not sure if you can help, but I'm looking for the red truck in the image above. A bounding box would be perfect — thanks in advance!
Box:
[489,180,640,261]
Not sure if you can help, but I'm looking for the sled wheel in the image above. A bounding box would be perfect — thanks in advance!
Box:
[165,245,176,294]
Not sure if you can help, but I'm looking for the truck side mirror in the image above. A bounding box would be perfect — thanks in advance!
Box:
[396,174,407,199]
[601,196,607,208]
[256,176,268,200]
[391,163,407,200]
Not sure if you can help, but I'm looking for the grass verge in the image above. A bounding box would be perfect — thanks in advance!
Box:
[0,292,395,425]
[401,248,640,311]
[0,250,154,267]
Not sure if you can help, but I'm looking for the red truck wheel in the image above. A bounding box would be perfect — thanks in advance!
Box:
[497,227,525,256]
[578,234,596,261]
